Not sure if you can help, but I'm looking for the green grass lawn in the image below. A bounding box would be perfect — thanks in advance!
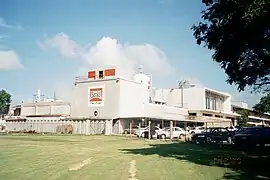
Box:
[0,134,269,180]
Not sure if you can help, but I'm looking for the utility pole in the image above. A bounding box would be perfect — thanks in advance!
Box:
[178,80,190,142]
[178,80,189,108]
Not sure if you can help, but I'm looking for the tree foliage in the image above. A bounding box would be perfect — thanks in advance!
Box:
[236,109,249,127]
[253,92,270,114]
[0,90,11,115]
[192,0,270,92]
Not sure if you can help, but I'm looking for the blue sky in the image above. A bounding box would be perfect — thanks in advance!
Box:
[0,0,261,106]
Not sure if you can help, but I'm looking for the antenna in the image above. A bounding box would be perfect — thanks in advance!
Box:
[32,89,45,103]
[36,89,41,102]
[138,65,144,73]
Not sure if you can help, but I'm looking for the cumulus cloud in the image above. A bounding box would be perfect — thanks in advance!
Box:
[37,33,81,59]
[0,50,24,70]
[37,34,175,78]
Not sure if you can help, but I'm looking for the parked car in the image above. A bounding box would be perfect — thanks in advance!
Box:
[134,126,149,137]
[192,127,235,144]
[232,127,270,148]
[189,127,206,134]
[226,126,238,132]
[123,126,139,134]
[134,126,161,138]
[158,127,188,139]
[143,125,161,139]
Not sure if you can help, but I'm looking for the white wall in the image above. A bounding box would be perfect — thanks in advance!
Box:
[21,106,35,116]
[183,87,205,109]
[152,86,233,114]
[153,87,205,109]
[118,79,144,118]
[51,104,70,115]
[20,102,71,116]
[36,106,50,115]
[223,96,232,113]
[71,79,120,119]
[143,103,188,121]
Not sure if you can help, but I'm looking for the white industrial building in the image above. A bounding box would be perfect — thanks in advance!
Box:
[4,66,238,134]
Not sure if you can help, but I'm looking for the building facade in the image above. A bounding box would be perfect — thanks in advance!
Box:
[231,102,270,126]
[153,87,237,127]
[8,66,269,134]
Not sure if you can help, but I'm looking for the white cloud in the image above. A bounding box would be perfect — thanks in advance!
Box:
[37,34,175,78]
[0,50,24,70]
[37,33,81,59]
[0,17,23,30]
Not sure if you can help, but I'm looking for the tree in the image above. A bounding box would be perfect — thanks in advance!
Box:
[253,92,270,114]
[236,109,249,127]
[0,90,11,116]
[192,0,270,92]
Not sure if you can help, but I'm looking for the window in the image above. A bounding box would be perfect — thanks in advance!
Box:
[205,97,210,109]
[212,98,217,110]
[203,113,212,117]
[99,71,104,79]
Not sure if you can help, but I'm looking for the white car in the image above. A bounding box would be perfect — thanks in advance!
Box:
[135,126,162,138]
[189,127,206,134]
[227,126,238,132]
[134,127,148,137]
[158,127,187,139]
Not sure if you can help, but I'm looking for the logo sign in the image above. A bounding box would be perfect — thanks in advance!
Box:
[88,86,105,107]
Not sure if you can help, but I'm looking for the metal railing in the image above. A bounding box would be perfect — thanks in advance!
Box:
[75,76,89,82]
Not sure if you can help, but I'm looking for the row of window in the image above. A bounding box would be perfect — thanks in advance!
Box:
[205,96,223,110]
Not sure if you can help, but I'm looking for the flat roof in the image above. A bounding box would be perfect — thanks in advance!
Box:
[21,101,70,107]
[204,87,230,97]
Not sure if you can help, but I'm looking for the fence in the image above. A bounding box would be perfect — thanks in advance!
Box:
[5,119,112,135]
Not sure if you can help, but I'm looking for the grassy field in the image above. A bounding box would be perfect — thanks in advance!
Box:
[0,134,269,180]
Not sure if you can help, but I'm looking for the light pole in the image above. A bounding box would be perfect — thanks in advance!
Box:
[178,80,190,142]
[178,80,189,108]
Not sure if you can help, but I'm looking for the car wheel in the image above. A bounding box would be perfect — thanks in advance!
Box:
[123,130,128,134]
[191,131,195,135]
[179,134,184,139]
[227,137,232,144]
[161,134,166,139]
[206,137,212,143]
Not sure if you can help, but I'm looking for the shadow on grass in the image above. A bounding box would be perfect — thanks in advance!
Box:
[120,142,270,180]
